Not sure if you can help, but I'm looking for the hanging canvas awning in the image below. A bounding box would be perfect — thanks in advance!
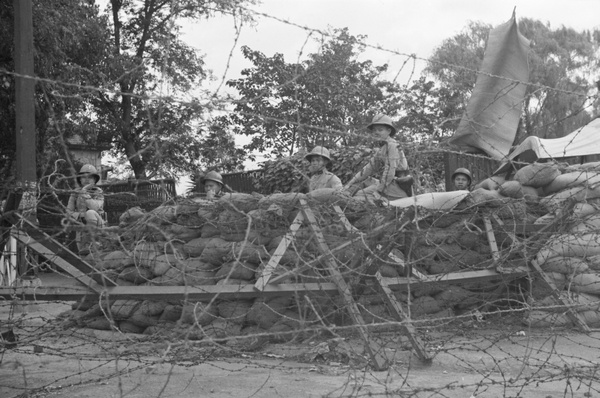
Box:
[448,11,530,160]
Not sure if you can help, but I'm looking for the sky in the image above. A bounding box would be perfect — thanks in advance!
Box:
[183,0,600,95]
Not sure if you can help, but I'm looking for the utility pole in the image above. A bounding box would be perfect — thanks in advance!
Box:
[13,0,37,221]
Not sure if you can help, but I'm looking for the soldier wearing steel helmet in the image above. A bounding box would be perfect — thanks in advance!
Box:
[201,170,224,200]
[304,146,343,192]
[66,164,105,254]
[344,114,410,203]
[451,167,472,191]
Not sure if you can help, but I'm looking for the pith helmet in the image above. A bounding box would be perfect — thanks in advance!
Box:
[367,114,397,137]
[201,170,223,186]
[305,146,331,162]
[77,164,100,184]
[452,168,472,184]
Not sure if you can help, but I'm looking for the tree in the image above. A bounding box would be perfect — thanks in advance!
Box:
[226,28,402,158]
[0,0,111,187]
[94,0,254,179]
[425,18,600,141]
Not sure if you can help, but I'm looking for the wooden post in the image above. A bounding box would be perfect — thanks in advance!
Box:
[14,0,37,186]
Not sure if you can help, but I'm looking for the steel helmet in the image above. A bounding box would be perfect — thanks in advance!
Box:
[201,170,223,186]
[77,164,100,183]
[367,114,397,137]
[452,168,472,184]
[305,146,331,162]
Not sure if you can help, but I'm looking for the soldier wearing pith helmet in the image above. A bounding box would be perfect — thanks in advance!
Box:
[451,167,472,191]
[304,146,343,192]
[344,114,410,203]
[201,170,224,200]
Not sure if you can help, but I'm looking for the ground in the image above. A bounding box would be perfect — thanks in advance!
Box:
[2,299,599,398]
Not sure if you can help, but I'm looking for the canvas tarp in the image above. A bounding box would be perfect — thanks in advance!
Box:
[448,12,530,160]
[505,118,600,162]
[493,118,600,175]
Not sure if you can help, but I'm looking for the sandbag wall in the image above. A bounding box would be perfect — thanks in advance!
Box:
[470,161,600,327]
[64,191,375,340]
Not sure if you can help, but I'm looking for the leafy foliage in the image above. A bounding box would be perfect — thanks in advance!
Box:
[226,28,402,158]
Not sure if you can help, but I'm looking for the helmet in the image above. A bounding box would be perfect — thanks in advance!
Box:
[201,170,223,186]
[451,168,472,184]
[77,164,100,184]
[305,146,331,162]
[367,114,397,137]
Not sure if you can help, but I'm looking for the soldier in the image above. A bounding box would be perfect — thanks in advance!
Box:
[201,170,224,200]
[66,164,105,254]
[304,146,343,192]
[344,114,411,204]
[451,168,472,191]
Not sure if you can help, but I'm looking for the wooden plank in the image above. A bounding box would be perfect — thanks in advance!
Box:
[375,272,431,363]
[530,259,590,332]
[13,215,117,287]
[332,205,361,234]
[0,283,340,301]
[12,231,105,292]
[383,267,529,291]
[483,216,500,262]
[300,199,390,371]
[254,211,305,291]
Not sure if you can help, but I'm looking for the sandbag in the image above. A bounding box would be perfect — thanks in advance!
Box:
[119,206,145,227]
[118,266,154,284]
[521,185,540,201]
[168,224,202,242]
[177,257,219,273]
[182,269,216,285]
[152,254,181,277]
[127,313,160,329]
[569,213,600,235]
[543,171,600,195]
[513,163,560,188]
[247,296,291,329]
[151,267,184,286]
[541,185,600,212]
[523,310,571,328]
[534,213,555,225]
[132,241,162,268]
[572,203,599,218]
[585,255,600,271]
[218,209,249,236]
[473,175,506,191]
[215,260,258,281]
[571,273,600,294]
[147,205,177,224]
[470,188,508,207]
[183,237,212,257]
[218,193,262,213]
[434,286,474,307]
[133,300,168,317]
[200,223,220,238]
[541,256,589,275]
[199,238,234,266]
[306,188,350,206]
[110,300,141,320]
[499,180,524,199]
[228,241,269,264]
[217,300,253,324]
[536,233,600,263]
[98,250,134,271]
[258,193,306,220]
[410,296,442,315]
[179,302,219,326]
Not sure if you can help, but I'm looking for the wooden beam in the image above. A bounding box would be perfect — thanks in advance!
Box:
[254,211,304,291]
[12,231,106,292]
[483,216,500,262]
[382,267,529,291]
[0,283,340,301]
[301,199,390,371]
[375,272,431,363]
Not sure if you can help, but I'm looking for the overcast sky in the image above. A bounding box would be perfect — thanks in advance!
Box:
[183,0,600,94]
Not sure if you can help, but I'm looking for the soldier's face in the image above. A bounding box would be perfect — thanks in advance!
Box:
[371,125,391,140]
[453,175,470,190]
[310,156,326,169]
[205,181,221,194]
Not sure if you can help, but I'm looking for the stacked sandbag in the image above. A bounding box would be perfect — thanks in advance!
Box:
[72,190,366,340]
[515,162,600,327]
